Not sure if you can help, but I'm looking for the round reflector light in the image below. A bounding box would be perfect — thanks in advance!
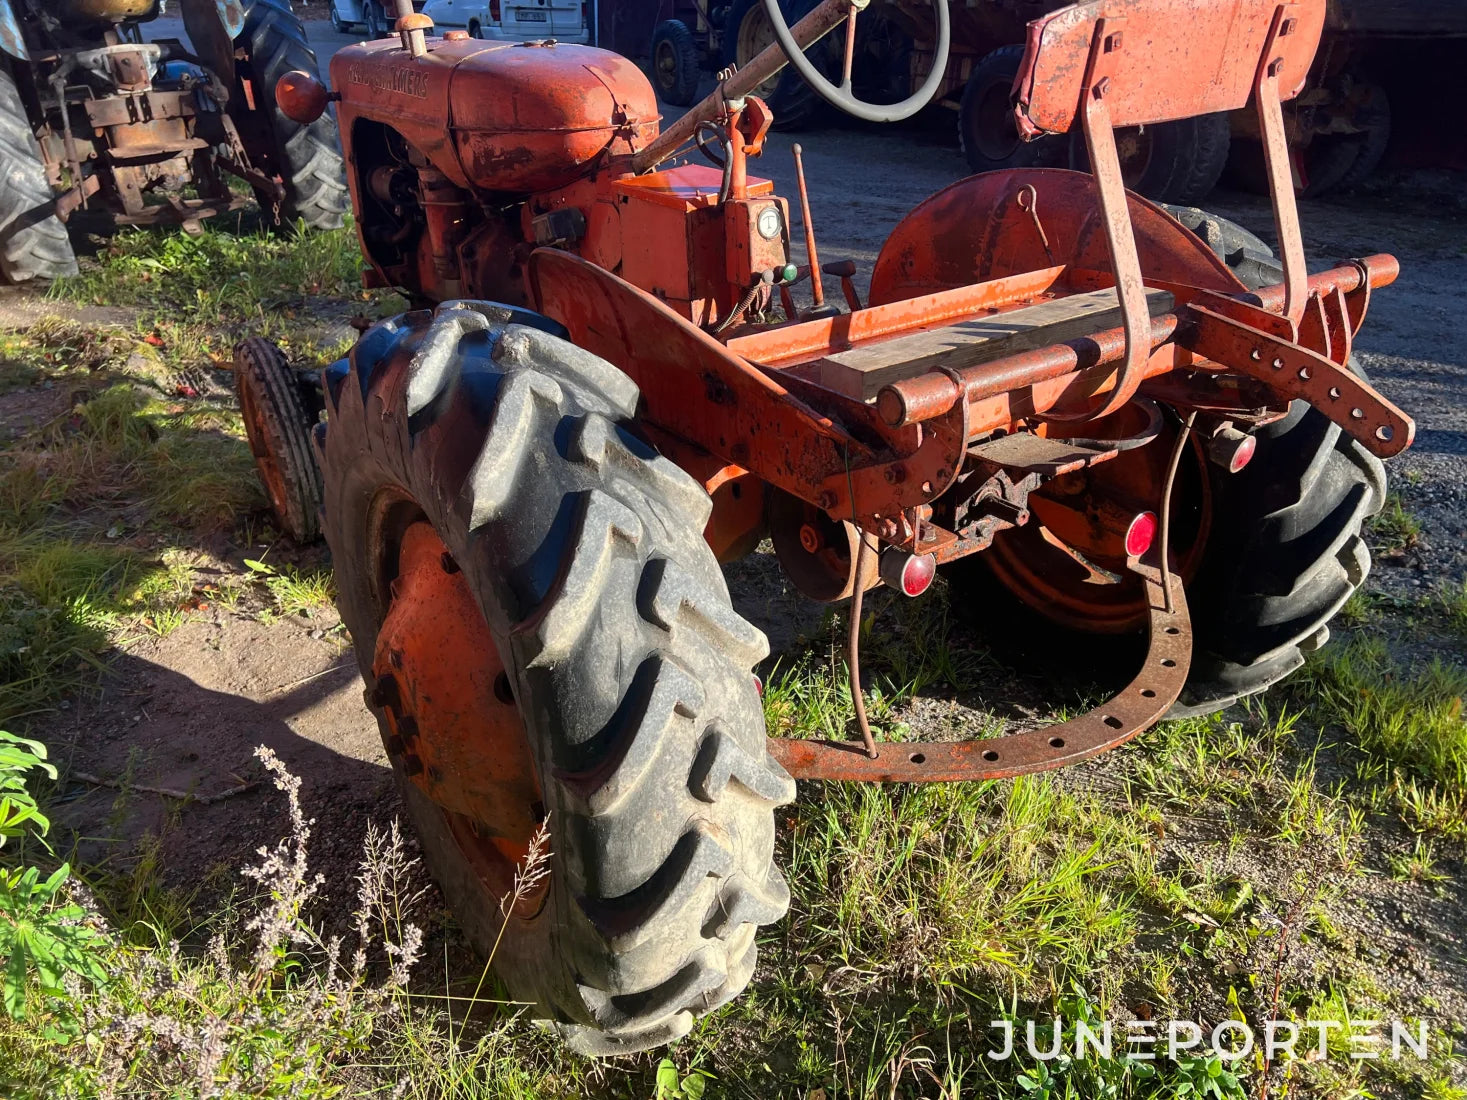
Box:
[901,553,936,596]
[1124,511,1158,559]
[1229,432,1257,474]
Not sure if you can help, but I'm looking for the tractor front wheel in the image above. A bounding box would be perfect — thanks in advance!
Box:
[318,301,794,1054]
[235,338,323,543]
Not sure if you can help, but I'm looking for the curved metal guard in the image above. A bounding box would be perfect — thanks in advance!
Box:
[766,560,1190,782]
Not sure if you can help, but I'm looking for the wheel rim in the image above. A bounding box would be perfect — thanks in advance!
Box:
[653,38,679,91]
[371,513,548,916]
[981,424,1212,632]
[736,6,783,99]
[1115,125,1153,189]
[237,372,293,524]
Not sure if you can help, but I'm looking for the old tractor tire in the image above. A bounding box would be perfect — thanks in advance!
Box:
[724,0,828,131]
[1069,113,1231,204]
[317,301,794,1055]
[0,65,76,284]
[235,337,323,543]
[1160,206,1386,714]
[236,0,349,229]
[650,20,701,107]
[946,208,1385,716]
[958,46,1065,175]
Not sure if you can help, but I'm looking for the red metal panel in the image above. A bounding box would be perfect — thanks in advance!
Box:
[1014,0,1326,135]
[866,169,1245,308]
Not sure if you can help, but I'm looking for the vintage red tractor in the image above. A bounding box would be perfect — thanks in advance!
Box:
[240,0,1413,1053]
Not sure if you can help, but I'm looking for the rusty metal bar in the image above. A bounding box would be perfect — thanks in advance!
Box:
[632,0,854,174]
[1255,5,1308,324]
[874,256,1397,430]
[767,559,1190,782]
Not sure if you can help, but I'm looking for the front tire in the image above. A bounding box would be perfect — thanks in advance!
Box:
[235,0,350,230]
[0,64,76,284]
[235,338,324,543]
[650,20,701,107]
[318,302,794,1054]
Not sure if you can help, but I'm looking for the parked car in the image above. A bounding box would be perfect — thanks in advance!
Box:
[420,0,589,42]
[330,0,428,38]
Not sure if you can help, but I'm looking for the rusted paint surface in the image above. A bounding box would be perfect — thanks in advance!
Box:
[372,523,546,909]
[867,169,1243,307]
[1013,0,1324,136]
[1184,305,1414,457]
[769,559,1190,781]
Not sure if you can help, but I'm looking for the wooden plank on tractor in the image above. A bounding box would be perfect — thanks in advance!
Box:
[816,286,1174,402]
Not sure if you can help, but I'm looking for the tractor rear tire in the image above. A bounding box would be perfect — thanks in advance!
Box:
[946,209,1386,716]
[0,65,76,284]
[650,20,701,107]
[725,0,828,131]
[236,0,349,230]
[235,337,323,543]
[1160,207,1386,714]
[958,46,1066,175]
[317,301,794,1054]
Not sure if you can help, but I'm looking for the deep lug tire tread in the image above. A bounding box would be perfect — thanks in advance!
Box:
[317,301,793,1055]
[1160,206,1387,714]
[238,0,350,229]
[0,64,76,283]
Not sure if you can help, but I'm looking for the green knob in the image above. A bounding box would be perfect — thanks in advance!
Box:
[780,263,798,285]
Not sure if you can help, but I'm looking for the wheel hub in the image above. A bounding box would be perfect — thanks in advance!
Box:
[372,521,546,909]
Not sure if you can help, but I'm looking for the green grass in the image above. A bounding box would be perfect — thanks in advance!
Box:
[49,218,368,326]
[1300,634,1467,796]
[1367,492,1422,553]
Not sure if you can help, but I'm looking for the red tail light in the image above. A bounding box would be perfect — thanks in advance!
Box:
[879,549,937,597]
[489,0,500,20]
[1124,511,1158,558]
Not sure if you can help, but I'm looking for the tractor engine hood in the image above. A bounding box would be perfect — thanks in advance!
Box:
[330,37,660,193]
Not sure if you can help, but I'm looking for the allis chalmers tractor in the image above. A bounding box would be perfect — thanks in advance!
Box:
[241,0,1414,1054]
[0,0,345,282]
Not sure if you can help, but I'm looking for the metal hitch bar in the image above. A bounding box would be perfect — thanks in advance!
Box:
[766,558,1190,782]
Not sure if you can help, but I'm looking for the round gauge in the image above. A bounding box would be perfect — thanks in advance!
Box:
[756,205,782,240]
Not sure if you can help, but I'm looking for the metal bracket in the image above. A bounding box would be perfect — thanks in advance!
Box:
[765,558,1190,782]
[1256,4,1308,325]
[1186,304,1414,457]
[1047,16,1151,423]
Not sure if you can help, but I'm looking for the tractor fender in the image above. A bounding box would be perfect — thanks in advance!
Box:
[868,168,1247,308]
[529,249,966,536]
[0,0,28,60]
[529,249,864,502]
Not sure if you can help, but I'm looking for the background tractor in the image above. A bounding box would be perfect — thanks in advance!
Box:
[610,0,1467,201]
[0,0,346,283]
[245,0,1414,1054]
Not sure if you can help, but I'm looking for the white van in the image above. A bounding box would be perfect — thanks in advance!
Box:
[420,0,590,43]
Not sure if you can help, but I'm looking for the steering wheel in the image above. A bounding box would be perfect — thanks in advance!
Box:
[760,0,950,123]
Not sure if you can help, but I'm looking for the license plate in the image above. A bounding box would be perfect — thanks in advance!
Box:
[515,9,547,20]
